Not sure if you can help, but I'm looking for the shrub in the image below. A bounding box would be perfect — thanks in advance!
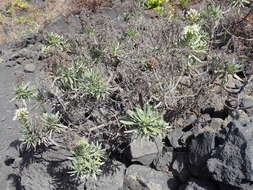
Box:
[120,104,167,139]
[43,32,70,52]
[13,108,42,150]
[69,139,105,179]
[230,0,250,8]
[56,58,109,98]
[41,112,65,134]
[179,24,208,53]
[14,83,37,101]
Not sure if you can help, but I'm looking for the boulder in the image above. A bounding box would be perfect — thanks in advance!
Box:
[129,136,163,166]
[124,164,178,190]
[166,128,184,149]
[153,148,173,173]
[172,152,190,183]
[85,161,126,190]
[239,95,253,117]
[188,132,215,178]
[207,120,253,189]
[179,179,217,190]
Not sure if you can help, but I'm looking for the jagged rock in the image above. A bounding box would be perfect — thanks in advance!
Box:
[188,132,215,178]
[239,95,253,117]
[153,148,173,172]
[124,164,178,190]
[172,152,190,183]
[166,128,184,148]
[85,161,126,190]
[209,118,226,132]
[207,120,253,189]
[129,136,163,166]
[179,179,217,190]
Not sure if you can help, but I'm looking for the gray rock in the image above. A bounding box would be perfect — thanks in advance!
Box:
[124,164,178,190]
[239,95,253,117]
[166,128,184,148]
[188,132,215,178]
[85,161,126,190]
[207,120,253,188]
[172,152,190,183]
[179,179,217,190]
[209,118,226,132]
[20,162,53,190]
[130,136,163,166]
[44,15,82,35]
[24,63,36,73]
[153,148,173,172]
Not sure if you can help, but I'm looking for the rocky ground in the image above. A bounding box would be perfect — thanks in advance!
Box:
[0,0,253,190]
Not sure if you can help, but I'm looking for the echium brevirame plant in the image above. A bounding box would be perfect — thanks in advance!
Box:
[186,9,201,23]
[41,112,65,135]
[14,82,37,101]
[203,3,222,19]
[179,23,209,65]
[69,139,105,180]
[229,0,250,8]
[43,32,70,52]
[120,104,167,139]
[145,0,169,14]
[56,58,109,99]
[223,59,243,83]
[179,24,208,53]
[13,108,42,150]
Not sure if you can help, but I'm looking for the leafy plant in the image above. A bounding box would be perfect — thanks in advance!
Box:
[82,28,96,35]
[223,60,243,83]
[126,28,138,37]
[14,83,37,101]
[43,32,70,52]
[13,108,42,150]
[69,140,104,179]
[186,9,200,23]
[230,0,250,8]
[41,112,65,134]
[145,0,164,9]
[6,0,31,14]
[203,3,222,19]
[179,24,209,53]
[56,58,109,98]
[120,104,167,139]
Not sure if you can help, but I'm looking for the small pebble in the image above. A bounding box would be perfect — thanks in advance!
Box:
[24,63,36,73]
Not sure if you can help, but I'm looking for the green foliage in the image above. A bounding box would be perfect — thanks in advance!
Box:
[16,16,32,24]
[223,60,243,83]
[69,140,104,179]
[145,0,164,9]
[41,112,65,134]
[13,108,42,150]
[179,24,209,53]
[203,3,222,19]
[82,28,96,35]
[14,83,37,101]
[56,58,109,98]
[126,28,138,37]
[186,9,200,23]
[230,0,250,8]
[43,32,70,52]
[21,126,42,151]
[120,104,166,139]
